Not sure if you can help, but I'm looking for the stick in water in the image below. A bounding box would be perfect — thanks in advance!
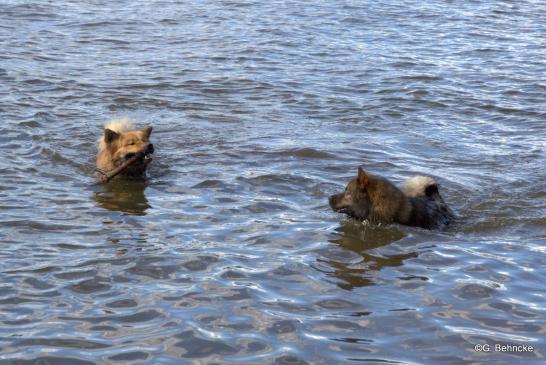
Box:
[96,144,150,183]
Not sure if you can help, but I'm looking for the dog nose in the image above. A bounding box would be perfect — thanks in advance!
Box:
[146,143,154,154]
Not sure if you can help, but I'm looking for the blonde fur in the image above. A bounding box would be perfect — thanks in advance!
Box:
[96,118,153,179]
[98,118,134,151]
[401,176,437,198]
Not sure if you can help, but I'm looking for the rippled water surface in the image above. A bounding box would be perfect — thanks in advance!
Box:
[1,1,545,364]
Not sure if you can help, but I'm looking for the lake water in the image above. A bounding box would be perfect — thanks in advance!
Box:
[1,1,545,364]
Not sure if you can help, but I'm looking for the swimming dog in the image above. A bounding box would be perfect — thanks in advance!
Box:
[96,118,154,180]
[329,167,454,229]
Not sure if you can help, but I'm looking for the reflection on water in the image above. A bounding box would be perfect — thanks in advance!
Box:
[332,221,407,250]
[93,180,150,215]
[316,221,417,289]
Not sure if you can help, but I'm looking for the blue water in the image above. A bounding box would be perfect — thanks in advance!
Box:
[1,1,545,364]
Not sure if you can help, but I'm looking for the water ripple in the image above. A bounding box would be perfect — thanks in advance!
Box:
[0,0,545,363]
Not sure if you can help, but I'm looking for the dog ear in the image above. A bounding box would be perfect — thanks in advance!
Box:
[357,167,369,187]
[141,126,153,140]
[104,129,120,144]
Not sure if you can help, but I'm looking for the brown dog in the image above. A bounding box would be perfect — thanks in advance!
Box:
[329,167,454,229]
[96,119,154,180]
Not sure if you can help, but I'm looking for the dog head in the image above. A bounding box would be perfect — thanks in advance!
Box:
[329,167,372,220]
[103,126,154,176]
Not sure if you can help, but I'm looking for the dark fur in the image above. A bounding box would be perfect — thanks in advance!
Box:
[329,167,454,229]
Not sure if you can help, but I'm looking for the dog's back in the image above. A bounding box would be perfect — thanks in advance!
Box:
[401,176,454,229]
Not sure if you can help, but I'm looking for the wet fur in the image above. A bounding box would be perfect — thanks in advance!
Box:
[96,118,154,180]
[329,168,454,229]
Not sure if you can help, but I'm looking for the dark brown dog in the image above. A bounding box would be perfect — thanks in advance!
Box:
[329,167,454,229]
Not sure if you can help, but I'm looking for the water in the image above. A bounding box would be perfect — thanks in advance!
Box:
[1,1,545,364]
